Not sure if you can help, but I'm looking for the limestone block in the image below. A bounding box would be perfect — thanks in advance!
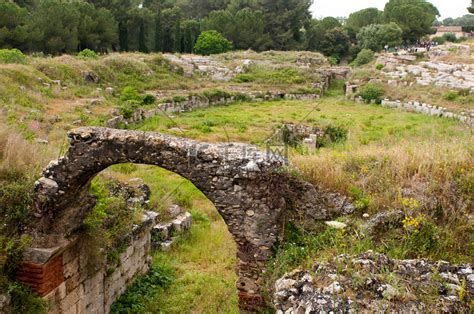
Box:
[60,283,84,313]
[63,257,79,279]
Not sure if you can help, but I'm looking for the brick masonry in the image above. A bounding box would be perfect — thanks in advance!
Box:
[17,210,192,313]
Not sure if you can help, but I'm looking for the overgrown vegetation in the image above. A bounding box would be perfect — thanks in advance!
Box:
[359,83,385,103]
[111,263,175,313]
[0,125,52,313]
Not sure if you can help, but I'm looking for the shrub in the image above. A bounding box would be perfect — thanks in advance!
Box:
[142,94,156,105]
[7,282,48,313]
[403,217,440,257]
[442,32,457,43]
[324,125,349,143]
[359,83,384,103]
[77,49,98,59]
[375,63,384,70]
[444,91,459,101]
[193,30,232,55]
[327,56,338,66]
[233,73,256,83]
[120,86,141,103]
[0,49,26,64]
[352,49,375,66]
[432,36,446,44]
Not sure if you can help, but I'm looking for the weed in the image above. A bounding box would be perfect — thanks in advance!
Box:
[111,263,175,313]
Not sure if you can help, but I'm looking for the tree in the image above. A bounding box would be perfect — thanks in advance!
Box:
[469,0,474,14]
[74,1,118,52]
[384,0,439,42]
[357,23,403,52]
[319,27,350,59]
[443,15,474,27]
[86,0,134,51]
[319,17,341,30]
[28,0,80,54]
[154,11,163,52]
[161,7,182,52]
[194,30,232,55]
[127,7,154,53]
[259,0,312,50]
[346,8,383,39]
[0,2,29,50]
[203,8,266,50]
[181,19,201,53]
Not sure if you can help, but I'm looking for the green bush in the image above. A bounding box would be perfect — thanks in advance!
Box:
[7,282,48,314]
[352,49,374,67]
[193,30,232,55]
[0,49,26,64]
[444,91,459,101]
[327,56,338,66]
[404,220,440,257]
[77,49,98,59]
[233,73,256,83]
[375,63,384,70]
[142,94,156,105]
[324,125,349,143]
[120,86,141,103]
[359,83,384,103]
[442,32,457,43]
[432,36,446,44]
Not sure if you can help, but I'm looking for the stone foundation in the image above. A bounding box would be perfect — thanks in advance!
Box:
[17,210,192,313]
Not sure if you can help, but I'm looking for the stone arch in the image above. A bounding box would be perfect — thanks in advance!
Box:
[30,127,350,311]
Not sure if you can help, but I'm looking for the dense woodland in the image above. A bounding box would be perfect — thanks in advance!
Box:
[0,0,458,59]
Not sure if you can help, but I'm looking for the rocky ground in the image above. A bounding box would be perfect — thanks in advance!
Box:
[273,251,473,313]
[378,44,474,93]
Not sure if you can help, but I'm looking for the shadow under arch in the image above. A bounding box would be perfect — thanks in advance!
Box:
[30,127,344,311]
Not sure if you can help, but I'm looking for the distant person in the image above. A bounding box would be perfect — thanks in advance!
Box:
[384,45,389,53]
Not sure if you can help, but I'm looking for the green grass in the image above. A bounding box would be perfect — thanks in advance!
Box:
[134,96,469,147]
[104,164,239,313]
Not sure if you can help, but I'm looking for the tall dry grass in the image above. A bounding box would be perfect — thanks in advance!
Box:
[292,139,473,217]
[0,125,53,177]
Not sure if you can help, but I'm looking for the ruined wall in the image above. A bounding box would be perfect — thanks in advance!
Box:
[380,99,473,125]
[17,210,192,313]
[107,92,323,128]
[26,127,352,311]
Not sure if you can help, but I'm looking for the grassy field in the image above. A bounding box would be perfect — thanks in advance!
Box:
[108,85,472,310]
[0,50,472,312]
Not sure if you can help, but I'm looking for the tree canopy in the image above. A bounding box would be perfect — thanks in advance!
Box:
[0,0,446,60]
[357,23,403,52]
[384,0,439,42]
[346,8,384,39]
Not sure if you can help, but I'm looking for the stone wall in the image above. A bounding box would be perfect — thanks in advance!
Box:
[28,127,353,311]
[380,99,473,126]
[107,92,323,128]
[16,209,192,314]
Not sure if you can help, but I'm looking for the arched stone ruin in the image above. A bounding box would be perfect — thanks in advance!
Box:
[28,127,353,311]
